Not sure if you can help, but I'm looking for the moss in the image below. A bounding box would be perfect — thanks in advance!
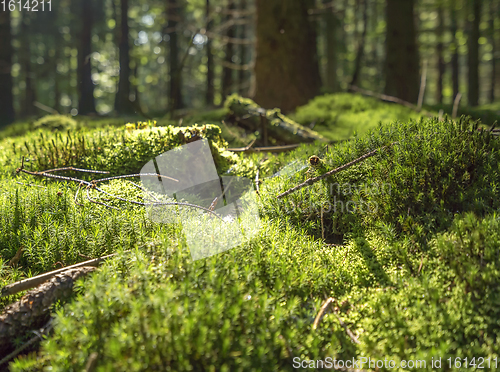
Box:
[33,115,77,131]
[292,93,424,141]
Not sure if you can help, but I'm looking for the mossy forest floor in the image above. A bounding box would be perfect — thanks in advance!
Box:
[1,93,500,371]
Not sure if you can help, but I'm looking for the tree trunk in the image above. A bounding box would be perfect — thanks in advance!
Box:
[253,0,322,113]
[489,0,496,103]
[384,0,420,103]
[0,9,14,127]
[222,0,236,99]
[323,0,338,92]
[350,0,368,87]
[436,3,445,104]
[20,13,37,117]
[77,0,97,115]
[166,0,183,112]
[451,0,460,102]
[115,0,134,114]
[467,0,482,107]
[206,0,215,105]
[238,0,248,95]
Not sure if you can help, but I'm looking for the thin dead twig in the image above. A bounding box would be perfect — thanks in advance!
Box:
[313,297,360,345]
[452,93,462,119]
[277,144,395,199]
[227,144,300,153]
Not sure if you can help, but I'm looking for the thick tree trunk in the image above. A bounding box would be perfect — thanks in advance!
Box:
[77,0,97,115]
[222,0,236,99]
[115,0,134,114]
[350,0,368,87]
[467,0,482,107]
[238,0,247,95]
[385,0,420,103]
[323,0,338,92]
[206,0,215,105]
[166,0,183,111]
[451,2,460,102]
[0,9,14,127]
[489,0,496,103]
[384,0,420,104]
[253,0,322,113]
[436,4,445,104]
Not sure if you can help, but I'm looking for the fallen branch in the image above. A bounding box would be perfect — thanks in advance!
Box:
[1,254,114,298]
[227,144,300,153]
[277,144,394,199]
[0,267,95,352]
[312,297,360,344]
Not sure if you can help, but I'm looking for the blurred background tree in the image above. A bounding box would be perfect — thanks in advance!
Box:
[0,0,498,127]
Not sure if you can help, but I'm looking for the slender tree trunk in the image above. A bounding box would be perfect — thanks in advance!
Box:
[467,0,482,107]
[0,9,15,127]
[166,0,183,112]
[253,0,322,112]
[115,0,134,114]
[222,0,236,99]
[206,0,215,105]
[384,0,420,103]
[489,0,496,103]
[238,0,247,95]
[436,3,445,104]
[451,0,460,102]
[350,0,368,87]
[77,0,96,115]
[323,0,338,92]
[20,13,37,117]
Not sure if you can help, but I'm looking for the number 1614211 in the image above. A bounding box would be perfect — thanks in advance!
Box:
[1,0,52,11]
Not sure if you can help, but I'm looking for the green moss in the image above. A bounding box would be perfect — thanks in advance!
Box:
[292,93,425,141]
[33,115,78,131]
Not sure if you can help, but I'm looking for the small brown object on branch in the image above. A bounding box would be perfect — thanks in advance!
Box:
[277,143,396,199]
[0,267,95,351]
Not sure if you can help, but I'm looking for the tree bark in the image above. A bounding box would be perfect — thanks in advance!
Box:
[253,0,322,113]
[222,0,236,99]
[238,0,248,95]
[115,0,134,114]
[489,0,496,103]
[206,0,215,105]
[77,0,97,115]
[166,0,183,112]
[436,3,445,104]
[384,0,420,104]
[20,13,37,117]
[350,0,368,87]
[467,0,482,107]
[0,9,15,127]
[323,0,338,92]
[451,0,460,102]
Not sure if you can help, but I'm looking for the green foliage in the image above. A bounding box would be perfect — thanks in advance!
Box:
[4,110,500,370]
[33,115,78,131]
[2,123,236,178]
[292,93,424,141]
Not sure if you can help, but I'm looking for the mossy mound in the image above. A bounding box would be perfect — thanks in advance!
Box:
[292,93,425,141]
[33,115,77,131]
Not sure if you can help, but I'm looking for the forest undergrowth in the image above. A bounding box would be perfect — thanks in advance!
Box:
[1,94,500,371]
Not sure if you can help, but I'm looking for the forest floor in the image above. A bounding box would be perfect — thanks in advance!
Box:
[1,93,500,371]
